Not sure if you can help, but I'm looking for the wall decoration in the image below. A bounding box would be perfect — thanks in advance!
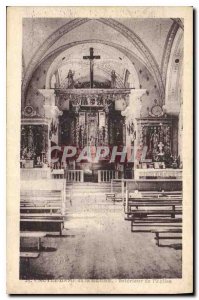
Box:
[22,105,38,117]
[49,119,58,140]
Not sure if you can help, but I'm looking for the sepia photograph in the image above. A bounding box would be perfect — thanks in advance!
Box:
[6,6,193,294]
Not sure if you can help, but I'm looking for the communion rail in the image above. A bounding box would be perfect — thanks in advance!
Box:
[98,170,118,183]
[65,170,84,182]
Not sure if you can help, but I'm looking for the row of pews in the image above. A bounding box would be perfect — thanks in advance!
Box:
[20,179,66,278]
[107,179,182,247]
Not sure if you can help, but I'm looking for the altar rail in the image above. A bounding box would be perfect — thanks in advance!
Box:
[20,168,51,180]
[51,169,65,179]
[110,178,182,204]
[65,170,84,182]
[134,168,182,180]
[98,170,118,183]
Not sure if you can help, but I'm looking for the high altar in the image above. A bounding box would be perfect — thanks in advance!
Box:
[20,45,181,180]
[20,82,181,180]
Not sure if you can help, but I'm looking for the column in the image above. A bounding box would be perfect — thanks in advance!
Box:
[121,89,146,176]
[39,89,63,165]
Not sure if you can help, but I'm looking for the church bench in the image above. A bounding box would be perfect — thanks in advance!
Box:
[125,179,182,193]
[106,193,115,201]
[20,179,66,235]
[20,218,64,235]
[105,193,123,203]
[127,200,182,207]
[20,252,40,259]
[20,252,40,276]
[126,199,182,215]
[20,207,62,212]
[152,229,182,246]
[125,215,182,232]
[124,189,182,212]
[126,209,182,218]
[124,191,182,232]
[20,190,65,214]
[20,232,47,250]
[20,213,65,217]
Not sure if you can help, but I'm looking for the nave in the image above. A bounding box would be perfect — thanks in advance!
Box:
[20,183,182,280]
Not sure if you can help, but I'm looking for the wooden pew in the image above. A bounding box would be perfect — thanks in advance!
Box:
[20,252,40,278]
[111,178,182,209]
[128,217,182,232]
[20,232,46,250]
[152,229,182,246]
[20,179,66,235]
[20,252,40,260]
[20,190,63,214]
[125,189,182,212]
[124,189,182,232]
[105,193,123,203]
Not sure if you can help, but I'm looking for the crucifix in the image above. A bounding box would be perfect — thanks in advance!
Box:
[83,47,100,88]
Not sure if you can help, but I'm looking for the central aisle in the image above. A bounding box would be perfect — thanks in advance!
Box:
[30,192,182,279]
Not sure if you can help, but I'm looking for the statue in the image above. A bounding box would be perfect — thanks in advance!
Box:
[67,69,75,88]
[158,141,164,155]
[150,127,159,150]
[111,70,117,88]
[157,141,164,161]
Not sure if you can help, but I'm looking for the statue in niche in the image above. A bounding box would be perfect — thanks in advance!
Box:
[157,141,164,161]
[111,70,117,88]
[164,126,171,144]
[81,97,88,106]
[159,125,164,142]
[158,141,164,155]
[150,127,159,150]
[28,126,33,146]
[97,97,103,106]
[67,69,75,88]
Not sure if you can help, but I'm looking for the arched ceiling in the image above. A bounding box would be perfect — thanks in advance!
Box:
[22,17,183,104]
[22,18,174,70]
[46,42,140,89]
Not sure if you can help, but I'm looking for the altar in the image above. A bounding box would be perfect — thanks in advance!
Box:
[134,168,182,180]
[20,168,51,180]
[56,88,128,149]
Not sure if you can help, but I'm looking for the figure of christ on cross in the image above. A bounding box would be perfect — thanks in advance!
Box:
[83,48,100,88]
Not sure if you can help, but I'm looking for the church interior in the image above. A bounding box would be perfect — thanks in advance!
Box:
[20,17,183,279]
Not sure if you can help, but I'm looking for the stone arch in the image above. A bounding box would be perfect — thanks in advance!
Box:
[161,21,180,86]
[22,18,168,102]
[44,40,141,90]
[164,28,183,114]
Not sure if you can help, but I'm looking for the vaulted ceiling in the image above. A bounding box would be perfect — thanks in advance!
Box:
[22,17,183,108]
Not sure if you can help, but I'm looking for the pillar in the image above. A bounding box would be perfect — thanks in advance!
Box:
[39,89,63,165]
[121,89,146,175]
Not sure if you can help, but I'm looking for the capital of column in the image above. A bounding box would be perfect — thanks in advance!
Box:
[39,89,55,106]
[43,105,63,120]
[162,102,180,116]
[121,89,146,120]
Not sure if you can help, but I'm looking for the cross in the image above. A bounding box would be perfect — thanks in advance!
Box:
[83,48,100,88]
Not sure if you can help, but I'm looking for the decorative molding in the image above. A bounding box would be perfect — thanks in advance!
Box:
[44,39,142,90]
[164,32,183,114]
[22,18,165,104]
[161,22,180,87]
[99,18,165,100]
[21,118,49,125]
[22,105,40,118]
[55,88,131,95]
[171,18,184,30]
[121,89,146,119]
[22,18,90,103]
